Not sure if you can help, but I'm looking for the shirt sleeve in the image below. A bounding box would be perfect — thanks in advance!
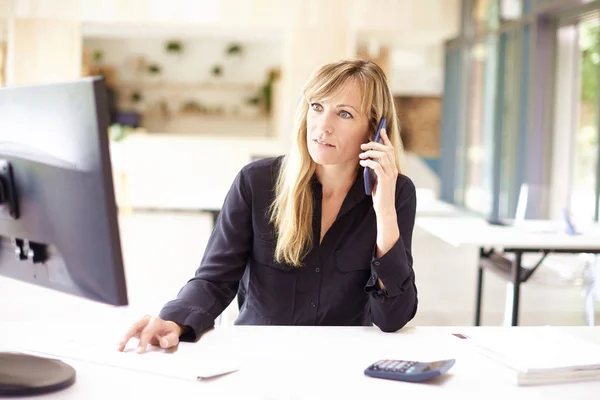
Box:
[364,176,418,332]
[158,168,253,341]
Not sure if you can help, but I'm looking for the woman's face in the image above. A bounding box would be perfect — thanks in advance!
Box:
[306,79,370,168]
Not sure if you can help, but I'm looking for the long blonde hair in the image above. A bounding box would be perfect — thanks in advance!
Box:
[269,59,403,267]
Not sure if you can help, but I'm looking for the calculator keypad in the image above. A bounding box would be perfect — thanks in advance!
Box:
[370,360,418,373]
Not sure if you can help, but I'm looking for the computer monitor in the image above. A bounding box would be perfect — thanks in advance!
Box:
[0,77,128,395]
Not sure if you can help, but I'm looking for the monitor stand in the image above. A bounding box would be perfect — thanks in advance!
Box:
[487,218,510,226]
[0,352,76,395]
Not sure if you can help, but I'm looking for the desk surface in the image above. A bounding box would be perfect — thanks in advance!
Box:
[416,216,600,250]
[415,189,469,217]
[4,324,600,399]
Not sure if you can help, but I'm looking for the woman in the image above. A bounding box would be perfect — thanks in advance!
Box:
[119,59,418,354]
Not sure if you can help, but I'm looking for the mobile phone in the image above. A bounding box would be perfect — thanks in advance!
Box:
[364,358,456,383]
[363,117,386,196]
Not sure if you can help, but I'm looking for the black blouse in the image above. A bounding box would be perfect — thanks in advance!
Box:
[159,156,418,341]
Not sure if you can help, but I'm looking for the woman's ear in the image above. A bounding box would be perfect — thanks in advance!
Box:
[366,129,374,142]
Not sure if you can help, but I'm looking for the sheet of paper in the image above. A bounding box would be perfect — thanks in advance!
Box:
[16,337,241,381]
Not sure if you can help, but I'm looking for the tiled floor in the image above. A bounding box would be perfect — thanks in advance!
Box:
[1,210,598,328]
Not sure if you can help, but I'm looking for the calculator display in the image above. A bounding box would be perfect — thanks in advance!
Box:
[426,361,447,370]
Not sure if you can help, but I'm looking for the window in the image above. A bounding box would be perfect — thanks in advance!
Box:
[463,36,498,215]
[472,0,500,33]
[498,30,521,218]
[571,19,600,222]
[501,0,522,22]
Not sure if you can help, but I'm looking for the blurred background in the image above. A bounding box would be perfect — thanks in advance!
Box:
[0,0,599,328]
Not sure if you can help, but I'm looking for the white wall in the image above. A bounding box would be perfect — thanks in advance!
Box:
[0,19,6,41]
[390,45,444,96]
[0,0,11,19]
[11,0,459,34]
[6,18,82,86]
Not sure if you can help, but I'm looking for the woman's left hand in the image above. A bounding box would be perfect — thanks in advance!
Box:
[359,128,398,218]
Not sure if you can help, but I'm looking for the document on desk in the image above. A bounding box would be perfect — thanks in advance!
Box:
[15,337,241,381]
[453,328,600,386]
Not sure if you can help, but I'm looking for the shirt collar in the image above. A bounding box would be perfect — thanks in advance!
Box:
[310,167,369,220]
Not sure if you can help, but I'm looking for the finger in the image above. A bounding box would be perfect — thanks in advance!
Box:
[361,141,389,152]
[359,150,387,161]
[359,159,385,176]
[380,128,393,146]
[137,319,160,353]
[118,316,150,352]
[158,331,180,349]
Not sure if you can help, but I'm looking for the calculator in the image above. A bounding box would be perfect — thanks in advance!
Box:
[364,359,456,382]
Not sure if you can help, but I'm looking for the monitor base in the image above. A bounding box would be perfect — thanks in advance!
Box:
[0,352,76,396]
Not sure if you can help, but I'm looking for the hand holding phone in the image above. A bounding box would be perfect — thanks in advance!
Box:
[363,118,386,196]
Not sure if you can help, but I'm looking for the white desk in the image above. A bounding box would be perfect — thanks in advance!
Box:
[415,189,468,217]
[416,217,600,325]
[4,324,600,399]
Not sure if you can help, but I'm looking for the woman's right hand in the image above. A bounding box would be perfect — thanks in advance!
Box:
[118,315,183,353]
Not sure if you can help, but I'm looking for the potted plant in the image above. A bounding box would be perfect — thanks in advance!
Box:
[147,63,162,83]
[92,49,104,64]
[226,43,243,57]
[148,63,162,75]
[165,40,184,56]
[225,43,244,71]
[211,64,223,79]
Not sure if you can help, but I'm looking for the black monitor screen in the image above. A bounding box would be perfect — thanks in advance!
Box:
[0,76,128,306]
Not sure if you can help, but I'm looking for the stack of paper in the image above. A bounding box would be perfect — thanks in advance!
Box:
[453,328,600,386]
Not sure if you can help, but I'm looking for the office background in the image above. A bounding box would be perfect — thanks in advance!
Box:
[0,0,598,327]
[442,0,600,226]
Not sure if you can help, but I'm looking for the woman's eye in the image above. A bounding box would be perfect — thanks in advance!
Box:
[310,103,323,111]
[339,110,353,119]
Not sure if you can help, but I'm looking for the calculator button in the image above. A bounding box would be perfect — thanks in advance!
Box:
[386,361,400,370]
[406,366,416,374]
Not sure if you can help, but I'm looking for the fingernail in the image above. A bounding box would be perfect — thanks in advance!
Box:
[137,346,143,353]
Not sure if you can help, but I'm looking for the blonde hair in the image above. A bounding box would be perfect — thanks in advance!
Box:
[269,59,404,267]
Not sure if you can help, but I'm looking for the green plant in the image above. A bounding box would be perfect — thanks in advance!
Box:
[165,40,184,54]
[92,50,104,63]
[108,123,130,142]
[226,43,243,56]
[131,91,142,103]
[245,96,260,106]
[148,64,162,75]
[580,24,599,105]
[257,69,279,115]
[211,65,223,77]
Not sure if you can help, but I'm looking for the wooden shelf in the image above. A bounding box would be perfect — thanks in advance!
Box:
[117,81,259,92]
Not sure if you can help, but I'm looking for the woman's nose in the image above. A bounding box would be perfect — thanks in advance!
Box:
[318,113,334,134]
